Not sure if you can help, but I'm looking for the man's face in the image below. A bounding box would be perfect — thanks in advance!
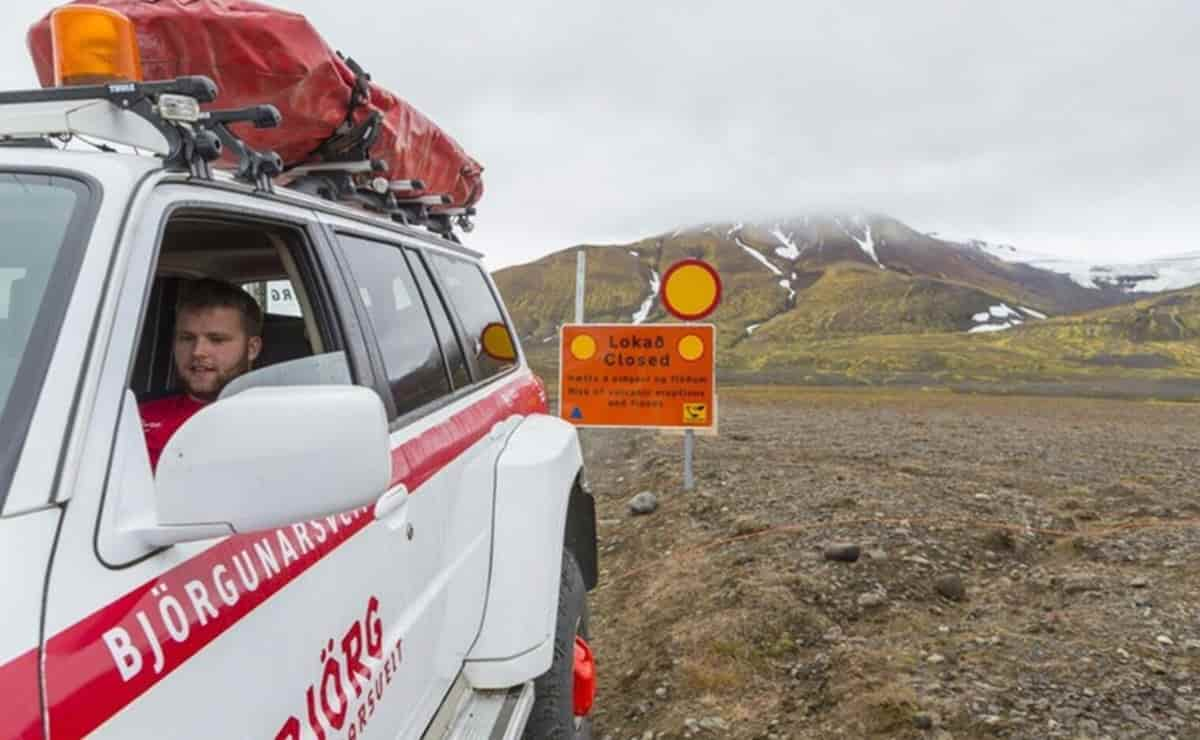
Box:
[174,306,262,401]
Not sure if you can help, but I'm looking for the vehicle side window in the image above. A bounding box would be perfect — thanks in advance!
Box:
[405,248,470,389]
[424,251,516,380]
[338,234,451,418]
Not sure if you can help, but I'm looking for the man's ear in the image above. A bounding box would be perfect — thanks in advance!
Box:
[247,336,263,365]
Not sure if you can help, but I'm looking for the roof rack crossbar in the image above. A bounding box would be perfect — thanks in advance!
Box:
[198,104,284,192]
[388,179,426,192]
[394,194,451,206]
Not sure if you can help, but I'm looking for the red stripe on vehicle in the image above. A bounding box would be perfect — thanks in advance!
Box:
[9,374,548,738]
[391,375,546,492]
[0,649,42,739]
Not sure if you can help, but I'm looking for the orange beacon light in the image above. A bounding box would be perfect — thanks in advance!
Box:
[50,5,143,87]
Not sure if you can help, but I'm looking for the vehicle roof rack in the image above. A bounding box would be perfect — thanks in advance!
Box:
[0,76,476,240]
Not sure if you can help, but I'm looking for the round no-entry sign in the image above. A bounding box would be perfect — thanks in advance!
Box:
[660,259,722,321]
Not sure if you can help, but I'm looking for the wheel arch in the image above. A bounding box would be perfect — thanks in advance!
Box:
[563,472,598,591]
[464,414,587,689]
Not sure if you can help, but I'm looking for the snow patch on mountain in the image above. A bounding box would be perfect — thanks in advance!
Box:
[734,233,784,276]
[967,240,1200,294]
[969,323,1017,334]
[632,269,661,324]
[771,226,803,260]
[779,278,796,301]
[851,224,883,268]
[969,302,1041,334]
[746,323,762,336]
[835,218,883,268]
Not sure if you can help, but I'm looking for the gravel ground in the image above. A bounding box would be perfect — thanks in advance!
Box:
[578,387,1200,740]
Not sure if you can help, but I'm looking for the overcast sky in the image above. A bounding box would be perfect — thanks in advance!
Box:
[4,1,1197,269]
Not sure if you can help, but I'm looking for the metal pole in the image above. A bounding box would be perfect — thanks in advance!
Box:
[683,429,695,490]
[575,249,586,323]
[565,248,585,423]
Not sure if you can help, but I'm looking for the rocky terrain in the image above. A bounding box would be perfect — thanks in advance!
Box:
[579,387,1200,739]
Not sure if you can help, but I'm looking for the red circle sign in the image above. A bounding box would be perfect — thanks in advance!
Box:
[659,258,722,321]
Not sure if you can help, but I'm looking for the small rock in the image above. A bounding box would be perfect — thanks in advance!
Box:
[1177,697,1192,713]
[732,516,765,536]
[927,654,946,665]
[1130,576,1149,588]
[1062,575,1103,595]
[629,492,659,516]
[866,548,888,561]
[642,732,654,740]
[698,717,729,731]
[934,574,966,602]
[1185,640,1200,653]
[858,591,888,608]
[1146,659,1168,674]
[1078,719,1100,735]
[913,712,934,730]
[1157,635,1175,647]
[655,686,668,699]
[824,543,861,563]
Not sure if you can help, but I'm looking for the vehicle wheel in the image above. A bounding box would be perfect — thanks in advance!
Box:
[524,549,595,739]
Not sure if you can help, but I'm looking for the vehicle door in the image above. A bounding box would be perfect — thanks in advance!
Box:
[39,183,422,739]
[0,167,102,739]
[324,224,532,726]
[417,248,535,665]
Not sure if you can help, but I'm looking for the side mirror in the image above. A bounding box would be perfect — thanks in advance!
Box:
[142,384,391,544]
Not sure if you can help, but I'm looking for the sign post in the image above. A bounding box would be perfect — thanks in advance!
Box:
[575,249,586,324]
[658,259,722,491]
[559,257,722,492]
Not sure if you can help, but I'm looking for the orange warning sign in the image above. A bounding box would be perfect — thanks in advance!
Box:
[559,323,716,429]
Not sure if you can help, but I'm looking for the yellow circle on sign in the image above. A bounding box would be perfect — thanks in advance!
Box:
[678,334,705,362]
[570,334,597,360]
[663,263,720,319]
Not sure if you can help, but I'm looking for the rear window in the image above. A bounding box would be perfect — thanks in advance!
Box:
[338,234,452,418]
[0,172,95,509]
[425,251,517,381]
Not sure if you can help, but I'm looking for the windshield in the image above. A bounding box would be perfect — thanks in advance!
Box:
[0,172,95,511]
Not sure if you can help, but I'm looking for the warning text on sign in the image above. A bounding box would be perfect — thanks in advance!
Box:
[558,324,716,429]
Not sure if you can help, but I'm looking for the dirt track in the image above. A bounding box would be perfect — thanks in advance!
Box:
[579,387,1200,739]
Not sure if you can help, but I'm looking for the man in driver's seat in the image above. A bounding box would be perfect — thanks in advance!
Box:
[140,277,263,471]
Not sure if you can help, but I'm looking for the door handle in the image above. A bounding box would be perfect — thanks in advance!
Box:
[374,484,410,530]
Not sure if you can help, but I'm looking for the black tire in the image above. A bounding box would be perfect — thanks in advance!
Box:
[523,549,594,739]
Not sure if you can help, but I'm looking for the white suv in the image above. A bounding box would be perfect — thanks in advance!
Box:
[0,74,597,739]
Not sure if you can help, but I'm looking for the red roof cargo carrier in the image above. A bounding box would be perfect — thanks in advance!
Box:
[26,0,485,212]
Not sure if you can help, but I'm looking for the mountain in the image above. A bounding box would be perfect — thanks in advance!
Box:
[493,213,1200,395]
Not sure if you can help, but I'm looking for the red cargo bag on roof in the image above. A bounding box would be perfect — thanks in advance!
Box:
[26,0,484,210]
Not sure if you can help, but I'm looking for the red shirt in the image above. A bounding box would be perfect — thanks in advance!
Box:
[139,395,208,472]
